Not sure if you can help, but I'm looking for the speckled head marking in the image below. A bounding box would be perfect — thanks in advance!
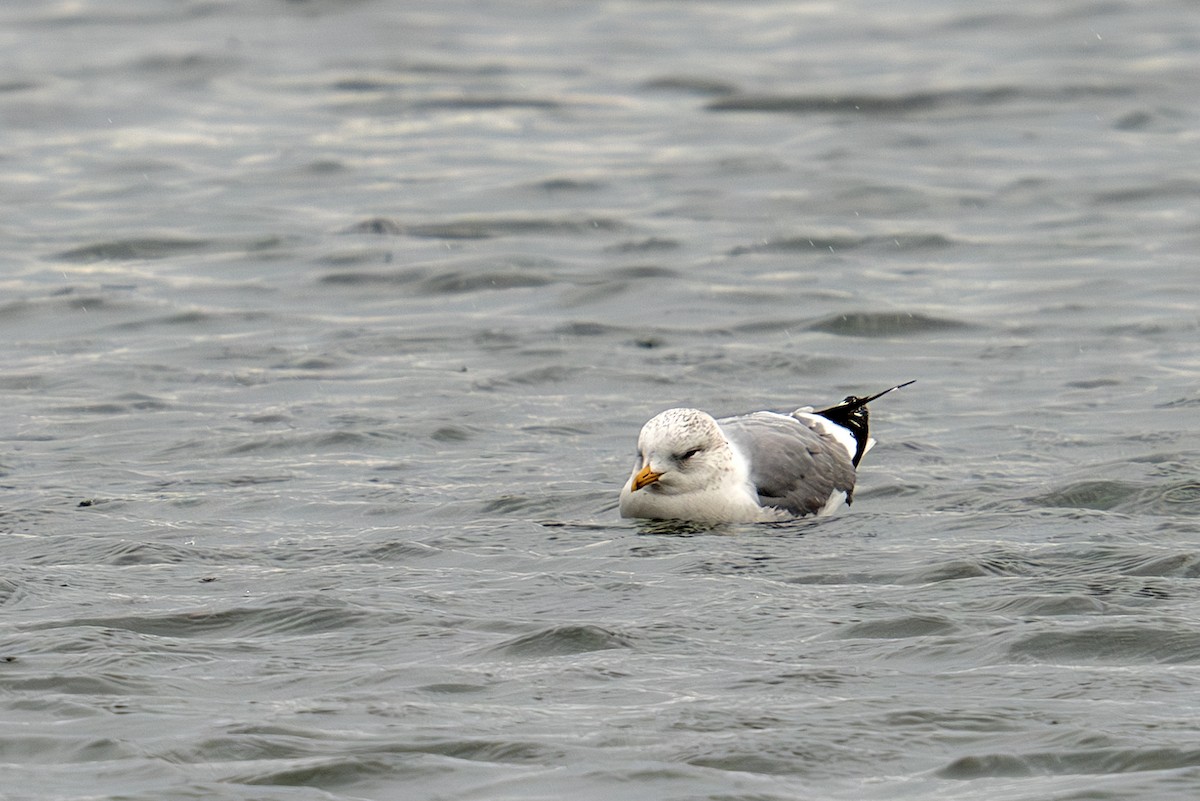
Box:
[620,405,765,522]
[638,408,721,453]
[629,408,734,495]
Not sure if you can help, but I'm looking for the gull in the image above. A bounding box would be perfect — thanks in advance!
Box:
[619,382,913,523]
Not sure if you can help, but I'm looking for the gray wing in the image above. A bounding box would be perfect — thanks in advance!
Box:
[717,412,856,517]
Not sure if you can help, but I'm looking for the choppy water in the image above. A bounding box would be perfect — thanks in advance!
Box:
[3,1,1199,799]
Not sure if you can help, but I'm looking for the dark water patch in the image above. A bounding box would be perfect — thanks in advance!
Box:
[430,425,477,443]
[1160,482,1200,511]
[1009,625,1200,665]
[0,79,40,93]
[1065,377,1123,389]
[53,238,209,263]
[1114,110,1155,130]
[223,739,560,788]
[728,318,814,334]
[408,738,564,764]
[707,84,1130,115]
[471,328,523,350]
[729,235,860,255]
[115,392,173,410]
[554,321,626,337]
[1101,318,1199,337]
[273,356,342,371]
[486,624,632,657]
[319,266,427,286]
[418,682,490,694]
[25,541,206,567]
[0,300,36,322]
[899,559,997,584]
[240,538,438,566]
[112,309,271,331]
[520,422,593,436]
[225,430,376,454]
[1093,179,1200,204]
[342,217,405,235]
[965,594,1107,617]
[707,89,1000,114]
[559,265,679,306]
[642,76,738,95]
[1119,551,1200,578]
[236,756,397,789]
[528,176,606,192]
[630,519,732,538]
[0,372,52,392]
[303,159,345,174]
[419,267,555,293]
[405,216,627,240]
[394,60,510,77]
[939,747,1200,779]
[0,577,21,606]
[796,543,1200,590]
[132,52,240,81]
[480,494,564,516]
[473,364,580,389]
[316,248,395,266]
[221,471,299,486]
[412,95,561,112]
[1032,480,1200,515]
[322,258,559,294]
[806,311,971,337]
[412,95,561,111]
[1158,394,1200,408]
[0,672,159,696]
[0,734,133,762]
[684,750,805,776]
[331,76,401,92]
[32,603,376,640]
[837,615,958,640]
[1032,479,1132,510]
[54,393,174,415]
[605,237,681,253]
[610,263,680,279]
[883,708,1023,732]
[729,232,955,255]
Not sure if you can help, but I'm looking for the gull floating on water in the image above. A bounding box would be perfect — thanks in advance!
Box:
[619,381,913,523]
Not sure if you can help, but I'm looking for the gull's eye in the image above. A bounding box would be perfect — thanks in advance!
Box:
[679,447,702,461]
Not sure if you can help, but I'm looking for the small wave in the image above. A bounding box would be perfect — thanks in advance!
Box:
[729,232,956,255]
[485,624,633,657]
[53,238,208,263]
[1009,625,1200,665]
[321,258,559,294]
[30,602,376,640]
[526,177,606,192]
[1032,479,1200,516]
[604,237,681,253]
[806,311,972,337]
[940,746,1200,779]
[341,215,627,240]
[641,75,738,96]
[411,95,562,111]
[836,615,959,640]
[707,84,1130,115]
[0,733,134,764]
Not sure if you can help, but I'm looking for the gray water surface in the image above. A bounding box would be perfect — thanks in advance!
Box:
[3,1,1199,799]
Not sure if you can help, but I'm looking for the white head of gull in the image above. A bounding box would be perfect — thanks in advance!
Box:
[619,382,913,524]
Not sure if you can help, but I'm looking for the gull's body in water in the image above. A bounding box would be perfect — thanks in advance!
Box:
[619,382,913,524]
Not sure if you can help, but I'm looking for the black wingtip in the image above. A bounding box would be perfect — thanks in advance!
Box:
[811,380,914,467]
